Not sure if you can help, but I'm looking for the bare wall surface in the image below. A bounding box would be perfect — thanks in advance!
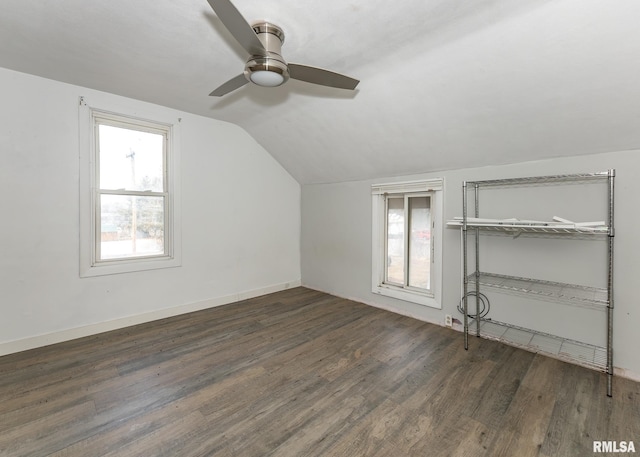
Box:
[0,67,301,353]
[301,150,640,377]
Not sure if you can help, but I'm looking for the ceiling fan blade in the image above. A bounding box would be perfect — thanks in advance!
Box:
[206,0,266,56]
[209,74,248,96]
[288,63,359,90]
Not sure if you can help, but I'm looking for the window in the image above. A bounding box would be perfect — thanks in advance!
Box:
[80,102,181,276]
[372,179,443,308]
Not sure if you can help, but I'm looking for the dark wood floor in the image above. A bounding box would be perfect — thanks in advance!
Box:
[1,287,638,456]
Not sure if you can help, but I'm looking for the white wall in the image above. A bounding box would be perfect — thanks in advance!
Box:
[0,67,301,355]
[301,150,640,378]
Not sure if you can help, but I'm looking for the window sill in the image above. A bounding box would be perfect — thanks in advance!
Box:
[372,284,441,309]
[80,256,181,278]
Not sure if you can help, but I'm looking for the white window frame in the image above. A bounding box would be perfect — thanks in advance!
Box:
[79,100,181,277]
[372,178,443,308]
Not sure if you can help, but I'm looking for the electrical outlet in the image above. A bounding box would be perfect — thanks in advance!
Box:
[445,314,452,327]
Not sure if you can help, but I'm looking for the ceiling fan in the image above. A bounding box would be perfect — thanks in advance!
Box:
[206,0,360,96]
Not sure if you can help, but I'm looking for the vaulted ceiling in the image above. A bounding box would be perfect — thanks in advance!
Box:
[1,0,639,184]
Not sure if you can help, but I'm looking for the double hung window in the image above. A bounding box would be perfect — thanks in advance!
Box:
[80,104,181,276]
[95,115,168,261]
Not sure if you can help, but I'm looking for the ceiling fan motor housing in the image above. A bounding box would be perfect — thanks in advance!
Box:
[244,22,289,86]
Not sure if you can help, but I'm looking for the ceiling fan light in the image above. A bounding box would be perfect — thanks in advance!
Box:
[250,70,285,87]
[245,56,289,88]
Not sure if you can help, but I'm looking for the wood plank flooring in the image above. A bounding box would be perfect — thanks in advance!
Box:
[1,287,638,456]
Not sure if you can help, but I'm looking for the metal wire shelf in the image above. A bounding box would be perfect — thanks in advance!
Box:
[458,169,615,395]
[465,171,611,187]
[468,318,608,372]
[446,220,609,235]
[467,272,609,309]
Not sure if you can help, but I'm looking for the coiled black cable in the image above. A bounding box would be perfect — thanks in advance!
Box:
[458,291,490,319]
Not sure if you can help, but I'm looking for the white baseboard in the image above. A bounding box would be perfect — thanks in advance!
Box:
[0,280,301,357]
[302,285,640,383]
[613,367,640,383]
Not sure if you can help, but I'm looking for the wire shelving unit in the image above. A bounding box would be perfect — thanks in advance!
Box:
[452,170,615,396]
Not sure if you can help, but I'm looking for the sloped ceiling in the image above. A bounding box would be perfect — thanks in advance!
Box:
[1,0,639,184]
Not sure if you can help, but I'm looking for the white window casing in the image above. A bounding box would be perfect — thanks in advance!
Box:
[371,178,443,308]
[79,99,182,277]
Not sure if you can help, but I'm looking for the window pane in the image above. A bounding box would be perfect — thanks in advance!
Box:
[99,124,164,192]
[386,197,405,285]
[100,194,165,260]
[409,196,431,289]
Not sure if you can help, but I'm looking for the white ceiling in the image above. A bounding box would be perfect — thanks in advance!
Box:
[1,0,639,184]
